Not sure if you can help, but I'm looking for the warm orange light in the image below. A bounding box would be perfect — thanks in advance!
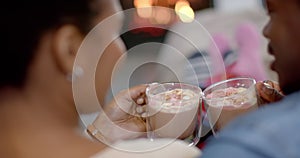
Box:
[168,0,178,5]
[153,7,172,25]
[137,7,153,19]
[134,0,153,8]
[175,0,190,13]
[177,5,195,23]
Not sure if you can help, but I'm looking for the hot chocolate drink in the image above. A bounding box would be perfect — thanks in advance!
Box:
[147,88,200,139]
[205,87,258,130]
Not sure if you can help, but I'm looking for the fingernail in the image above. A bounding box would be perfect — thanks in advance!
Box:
[141,112,147,118]
[263,82,272,89]
[137,98,144,104]
[262,85,273,95]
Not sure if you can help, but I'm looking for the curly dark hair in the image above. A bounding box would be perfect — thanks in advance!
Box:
[0,0,95,88]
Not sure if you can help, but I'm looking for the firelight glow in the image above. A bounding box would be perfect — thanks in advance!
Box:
[177,5,195,23]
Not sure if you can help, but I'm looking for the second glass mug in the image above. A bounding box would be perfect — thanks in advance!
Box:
[145,82,202,146]
[202,77,259,136]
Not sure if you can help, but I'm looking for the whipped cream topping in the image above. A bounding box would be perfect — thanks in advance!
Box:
[205,87,256,108]
[149,88,199,113]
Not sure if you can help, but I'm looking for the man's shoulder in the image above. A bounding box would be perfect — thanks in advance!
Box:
[222,91,300,138]
[229,91,300,131]
[203,92,300,158]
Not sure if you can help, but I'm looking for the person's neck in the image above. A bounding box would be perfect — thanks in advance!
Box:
[0,87,106,158]
[31,80,79,126]
[0,85,78,130]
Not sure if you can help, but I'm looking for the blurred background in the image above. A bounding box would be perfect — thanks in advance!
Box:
[120,0,212,49]
[108,0,275,103]
[119,0,265,49]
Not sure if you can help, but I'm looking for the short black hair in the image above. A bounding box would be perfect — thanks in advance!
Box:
[0,0,94,88]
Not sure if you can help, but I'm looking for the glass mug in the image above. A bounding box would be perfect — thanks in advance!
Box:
[145,82,202,146]
[203,77,258,136]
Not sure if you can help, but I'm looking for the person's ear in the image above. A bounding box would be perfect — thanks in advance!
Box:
[51,25,83,75]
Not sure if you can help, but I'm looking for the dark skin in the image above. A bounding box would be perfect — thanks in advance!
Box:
[263,0,300,95]
[256,80,284,105]
[252,0,300,108]
[91,85,148,143]
[254,0,300,107]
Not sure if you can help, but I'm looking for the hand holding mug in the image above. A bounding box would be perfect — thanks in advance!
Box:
[87,85,147,143]
[256,80,284,105]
